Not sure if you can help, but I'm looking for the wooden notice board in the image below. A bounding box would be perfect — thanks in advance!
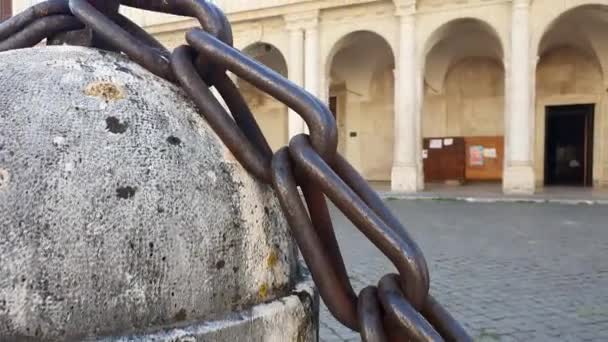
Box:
[0,0,11,20]
[423,137,465,183]
[464,136,504,181]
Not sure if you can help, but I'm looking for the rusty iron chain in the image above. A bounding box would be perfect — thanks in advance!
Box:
[0,1,472,341]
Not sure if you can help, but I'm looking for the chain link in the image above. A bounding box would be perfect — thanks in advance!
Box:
[0,1,472,341]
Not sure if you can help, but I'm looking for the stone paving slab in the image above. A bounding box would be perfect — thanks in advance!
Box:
[318,200,608,341]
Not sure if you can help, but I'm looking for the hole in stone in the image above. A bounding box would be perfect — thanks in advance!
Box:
[0,169,9,190]
[106,116,128,134]
[116,186,137,199]
[167,136,182,146]
[174,308,187,322]
[149,242,154,250]
[215,260,225,270]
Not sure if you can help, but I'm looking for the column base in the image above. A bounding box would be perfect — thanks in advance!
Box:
[391,165,422,193]
[288,110,305,139]
[503,164,535,195]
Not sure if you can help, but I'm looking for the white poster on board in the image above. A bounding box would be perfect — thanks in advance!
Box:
[429,139,443,149]
[483,148,497,158]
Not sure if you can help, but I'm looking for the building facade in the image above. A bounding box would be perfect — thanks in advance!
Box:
[11,0,608,193]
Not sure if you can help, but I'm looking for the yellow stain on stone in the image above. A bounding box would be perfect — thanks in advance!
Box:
[266,250,278,268]
[258,283,269,299]
[85,81,125,101]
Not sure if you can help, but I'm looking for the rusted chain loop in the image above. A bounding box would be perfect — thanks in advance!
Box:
[186,29,338,164]
[172,45,272,183]
[206,1,233,46]
[271,148,359,330]
[358,286,388,342]
[112,12,169,55]
[422,295,473,342]
[69,0,174,81]
[288,134,428,310]
[0,0,70,41]
[333,153,430,291]
[119,0,233,46]
[0,15,82,52]
[300,179,355,301]
[378,274,443,342]
[207,71,273,160]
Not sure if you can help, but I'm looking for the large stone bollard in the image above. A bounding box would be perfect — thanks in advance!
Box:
[0,46,317,341]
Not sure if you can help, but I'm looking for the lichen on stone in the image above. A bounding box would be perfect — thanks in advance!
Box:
[84,81,125,101]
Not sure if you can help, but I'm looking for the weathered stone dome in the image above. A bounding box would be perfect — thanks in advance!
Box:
[0,46,298,341]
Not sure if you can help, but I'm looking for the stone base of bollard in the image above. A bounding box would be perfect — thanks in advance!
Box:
[94,269,318,342]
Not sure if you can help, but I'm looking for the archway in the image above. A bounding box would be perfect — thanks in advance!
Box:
[326,31,395,181]
[239,43,288,151]
[422,18,505,185]
[535,5,608,187]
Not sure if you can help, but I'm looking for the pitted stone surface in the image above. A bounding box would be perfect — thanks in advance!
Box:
[0,46,297,341]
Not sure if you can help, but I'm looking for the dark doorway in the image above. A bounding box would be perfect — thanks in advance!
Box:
[329,96,338,119]
[545,104,594,186]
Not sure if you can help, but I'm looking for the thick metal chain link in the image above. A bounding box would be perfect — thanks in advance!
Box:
[0,1,472,341]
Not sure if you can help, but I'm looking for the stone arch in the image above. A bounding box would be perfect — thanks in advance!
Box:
[325,31,395,181]
[324,29,395,83]
[421,17,506,184]
[531,0,608,60]
[535,3,608,77]
[239,42,289,151]
[422,18,504,93]
[533,3,608,187]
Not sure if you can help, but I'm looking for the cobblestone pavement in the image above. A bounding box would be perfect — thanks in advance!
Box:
[318,200,608,341]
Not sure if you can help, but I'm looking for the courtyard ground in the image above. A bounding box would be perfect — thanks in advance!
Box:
[318,199,608,341]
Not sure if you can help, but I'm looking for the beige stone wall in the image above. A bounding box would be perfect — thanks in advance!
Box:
[423,57,504,138]
[328,31,395,181]
[240,43,289,152]
[240,81,289,152]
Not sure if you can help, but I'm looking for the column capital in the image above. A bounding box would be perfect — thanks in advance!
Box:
[284,10,319,31]
[512,0,530,9]
[394,0,416,16]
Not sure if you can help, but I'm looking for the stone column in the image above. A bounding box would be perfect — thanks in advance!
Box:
[285,17,305,139]
[285,11,320,137]
[391,4,422,192]
[304,19,320,134]
[504,0,535,194]
[304,16,320,100]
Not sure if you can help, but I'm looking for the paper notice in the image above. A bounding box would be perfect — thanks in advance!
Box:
[443,138,453,146]
[422,150,428,159]
[470,145,484,166]
[429,139,443,149]
[483,148,497,158]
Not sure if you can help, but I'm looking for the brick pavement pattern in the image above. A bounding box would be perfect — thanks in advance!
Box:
[318,200,608,341]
